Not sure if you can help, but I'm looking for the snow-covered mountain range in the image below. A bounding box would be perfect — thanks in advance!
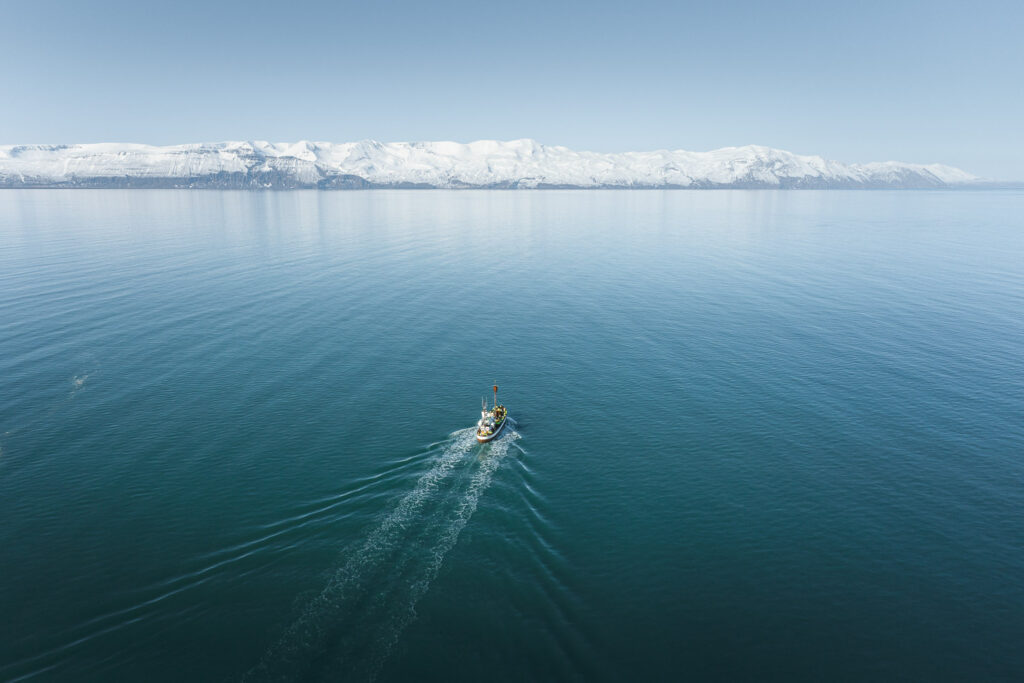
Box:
[0,140,979,189]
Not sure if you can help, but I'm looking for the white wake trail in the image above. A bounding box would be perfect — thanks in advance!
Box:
[244,428,478,682]
[363,428,524,680]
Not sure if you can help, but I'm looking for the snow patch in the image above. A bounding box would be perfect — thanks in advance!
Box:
[0,140,981,189]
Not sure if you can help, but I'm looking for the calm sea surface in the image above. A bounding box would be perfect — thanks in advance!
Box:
[1,190,1022,681]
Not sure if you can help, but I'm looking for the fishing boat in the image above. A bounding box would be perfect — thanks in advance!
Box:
[476,384,508,443]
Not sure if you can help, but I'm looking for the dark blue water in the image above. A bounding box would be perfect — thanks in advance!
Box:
[1,190,1022,681]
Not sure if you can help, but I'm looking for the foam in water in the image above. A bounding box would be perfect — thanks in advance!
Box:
[363,428,524,679]
[244,427,480,681]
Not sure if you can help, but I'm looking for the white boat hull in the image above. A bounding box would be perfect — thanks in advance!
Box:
[476,416,507,442]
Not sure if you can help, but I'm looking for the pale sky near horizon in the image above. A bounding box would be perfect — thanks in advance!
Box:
[2,0,1022,178]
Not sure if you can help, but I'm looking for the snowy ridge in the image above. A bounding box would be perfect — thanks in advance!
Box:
[0,139,979,189]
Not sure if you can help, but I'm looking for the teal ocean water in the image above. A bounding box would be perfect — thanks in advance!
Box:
[1,190,1022,681]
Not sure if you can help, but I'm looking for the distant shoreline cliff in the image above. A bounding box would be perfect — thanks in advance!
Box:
[0,140,982,190]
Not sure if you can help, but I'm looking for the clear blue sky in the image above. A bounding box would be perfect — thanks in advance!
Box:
[2,0,1022,178]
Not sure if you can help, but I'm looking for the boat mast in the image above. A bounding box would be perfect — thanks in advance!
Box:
[493,384,498,410]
